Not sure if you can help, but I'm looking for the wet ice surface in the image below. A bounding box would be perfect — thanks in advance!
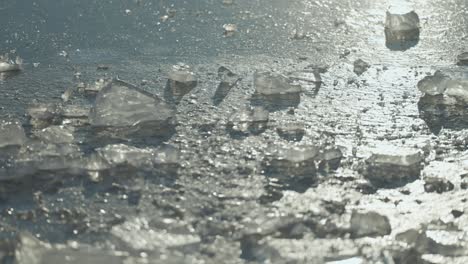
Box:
[2,0,468,263]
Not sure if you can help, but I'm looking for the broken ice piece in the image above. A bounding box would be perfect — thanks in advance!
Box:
[84,143,178,187]
[350,210,391,238]
[423,228,467,256]
[213,66,241,105]
[418,93,468,134]
[276,122,305,141]
[111,217,200,250]
[28,103,89,128]
[417,72,468,102]
[96,144,180,172]
[318,148,344,172]
[89,79,176,142]
[252,71,302,109]
[33,125,74,144]
[417,71,449,96]
[0,119,26,149]
[227,107,269,136]
[397,225,468,256]
[291,28,306,40]
[96,64,110,70]
[0,54,23,73]
[444,79,468,102]
[165,63,198,103]
[10,233,129,264]
[223,24,237,37]
[83,78,112,95]
[60,105,90,126]
[61,86,75,102]
[289,70,322,94]
[423,177,454,194]
[353,59,370,76]
[12,142,83,180]
[457,52,468,66]
[27,103,61,128]
[417,72,468,133]
[384,11,420,50]
[262,145,319,192]
[289,71,321,83]
[363,146,423,188]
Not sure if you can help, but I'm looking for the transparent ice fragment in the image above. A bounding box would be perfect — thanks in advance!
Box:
[385,11,420,50]
[363,145,423,188]
[252,71,302,109]
[165,63,198,103]
[417,71,449,96]
[0,119,26,149]
[89,79,176,141]
[350,210,391,238]
[227,107,269,136]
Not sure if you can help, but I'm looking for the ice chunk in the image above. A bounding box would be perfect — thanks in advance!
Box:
[0,54,23,73]
[384,11,420,50]
[397,225,468,256]
[96,64,110,70]
[424,229,467,256]
[457,52,468,66]
[424,177,454,193]
[353,59,370,76]
[0,141,84,184]
[82,144,179,184]
[60,105,90,127]
[262,145,319,192]
[0,119,26,149]
[418,93,468,133]
[289,70,322,94]
[417,72,468,133]
[289,70,321,83]
[11,233,128,264]
[223,23,237,37]
[444,79,468,102]
[89,79,176,141]
[263,145,319,176]
[82,78,112,95]
[252,71,302,109]
[165,63,198,103]
[363,146,423,188]
[227,107,269,136]
[213,66,241,105]
[15,142,83,174]
[111,217,200,250]
[28,103,90,128]
[318,148,343,172]
[350,210,391,238]
[96,144,179,171]
[27,103,61,128]
[276,122,305,141]
[417,71,449,96]
[33,125,74,144]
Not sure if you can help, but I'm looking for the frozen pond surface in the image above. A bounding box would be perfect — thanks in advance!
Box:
[2,0,468,263]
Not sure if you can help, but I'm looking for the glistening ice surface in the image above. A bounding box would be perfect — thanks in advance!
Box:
[2,0,468,263]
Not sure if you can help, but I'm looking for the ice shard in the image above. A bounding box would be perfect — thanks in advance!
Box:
[385,11,420,50]
[89,79,176,143]
[252,71,302,110]
[164,63,198,104]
